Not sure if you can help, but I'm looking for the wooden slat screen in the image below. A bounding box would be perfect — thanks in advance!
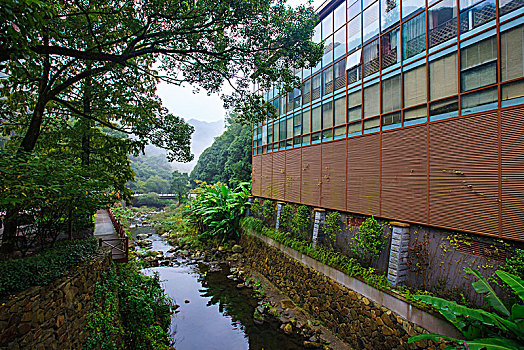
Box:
[301,145,322,207]
[501,107,524,241]
[261,153,273,198]
[285,148,302,203]
[272,151,286,199]
[252,155,262,196]
[382,126,428,223]
[347,135,380,215]
[429,114,499,236]
[321,140,347,210]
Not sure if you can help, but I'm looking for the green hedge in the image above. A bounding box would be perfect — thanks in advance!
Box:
[0,238,99,300]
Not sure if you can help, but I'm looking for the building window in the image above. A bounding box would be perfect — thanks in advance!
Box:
[273,96,280,116]
[303,109,311,134]
[348,88,362,121]
[382,112,402,127]
[348,0,361,20]
[460,36,497,92]
[312,74,321,100]
[382,74,401,113]
[287,90,294,112]
[381,27,400,69]
[429,96,458,116]
[502,80,524,102]
[334,94,346,126]
[347,16,362,53]
[429,52,458,100]
[322,12,333,39]
[312,105,321,132]
[404,63,427,108]
[279,119,286,144]
[363,82,380,117]
[428,0,457,48]
[334,1,346,30]
[363,39,380,77]
[500,0,524,16]
[501,24,524,82]
[402,0,425,19]
[267,124,273,144]
[403,12,426,59]
[313,23,321,43]
[302,79,311,104]
[334,59,347,90]
[286,117,293,145]
[323,36,334,67]
[404,105,427,122]
[347,49,362,83]
[323,65,334,96]
[459,0,496,34]
[334,27,347,60]
[363,2,380,43]
[322,100,334,129]
[280,94,287,115]
[363,116,380,133]
[381,0,400,31]
[293,87,302,108]
[461,87,497,111]
[293,112,301,137]
[348,121,362,135]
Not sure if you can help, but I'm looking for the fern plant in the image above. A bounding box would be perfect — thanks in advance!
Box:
[409,268,524,350]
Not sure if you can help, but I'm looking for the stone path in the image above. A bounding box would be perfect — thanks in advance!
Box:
[94,209,125,261]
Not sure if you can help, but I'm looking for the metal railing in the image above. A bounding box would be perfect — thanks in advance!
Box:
[101,208,129,263]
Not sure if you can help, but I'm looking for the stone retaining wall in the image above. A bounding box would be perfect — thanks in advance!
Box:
[0,248,112,350]
[241,232,451,350]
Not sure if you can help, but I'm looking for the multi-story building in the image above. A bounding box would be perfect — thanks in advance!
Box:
[251,0,524,242]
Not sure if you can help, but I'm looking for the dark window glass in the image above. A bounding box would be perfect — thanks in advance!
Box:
[459,0,496,34]
[334,59,347,90]
[381,0,400,31]
[347,17,362,52]
[428,0,457,48]
[500,0,524,15]
[429,96,458,115]
[363,2,379,43]
[302,79,311,104]
[312,74,321,100]
[382,112,402,126]
[293,87,302,108]
[381,27,400,69]
[363,39,380,77]
[403,12,426,59]
[323,66,334,96]
[460,36,497,92]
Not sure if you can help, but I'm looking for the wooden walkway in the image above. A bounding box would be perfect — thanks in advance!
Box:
[94,209,126,262]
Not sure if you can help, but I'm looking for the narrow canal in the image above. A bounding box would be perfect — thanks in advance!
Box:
[133,228,305,350]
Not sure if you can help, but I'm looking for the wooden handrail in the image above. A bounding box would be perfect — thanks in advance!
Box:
[104,208,129,263]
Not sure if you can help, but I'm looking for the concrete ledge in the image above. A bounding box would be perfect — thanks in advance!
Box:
[249,231,461,338]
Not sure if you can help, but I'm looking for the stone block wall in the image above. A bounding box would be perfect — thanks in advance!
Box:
[0,248,112,350]
[241,234,440,350]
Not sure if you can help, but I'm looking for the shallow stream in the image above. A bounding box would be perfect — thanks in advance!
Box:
[132,227,305,350]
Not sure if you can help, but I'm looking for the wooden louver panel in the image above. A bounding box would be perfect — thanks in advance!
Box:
[501,107,524,241]
[272,151,286,199]
[347,135,380,216]
[261,153,273,198]
[381,126,428,223]
[251,155,262,196]
[285,148,302,204]
[321,140,347,211]
[429,114,499,236]
[301,145,322,207]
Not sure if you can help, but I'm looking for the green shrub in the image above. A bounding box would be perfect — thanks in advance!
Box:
[132,192,172,208]
[0,238,99,300]
[262,200,275,225]
[323,211,342,249]
[278,204,293,232]
[409,268,524,350]
[291,205,310,240]
[350,216,386,266]
[503,248,524,279]
[251,198,262,219]
[85,261,174,350]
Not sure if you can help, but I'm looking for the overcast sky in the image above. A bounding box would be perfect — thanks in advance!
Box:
[155,0,326,123]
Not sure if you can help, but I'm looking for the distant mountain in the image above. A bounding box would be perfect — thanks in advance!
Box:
[141,118,225,173]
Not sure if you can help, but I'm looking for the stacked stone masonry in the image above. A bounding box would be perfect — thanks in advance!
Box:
[0,248,111,350]
[241,233,440,350]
